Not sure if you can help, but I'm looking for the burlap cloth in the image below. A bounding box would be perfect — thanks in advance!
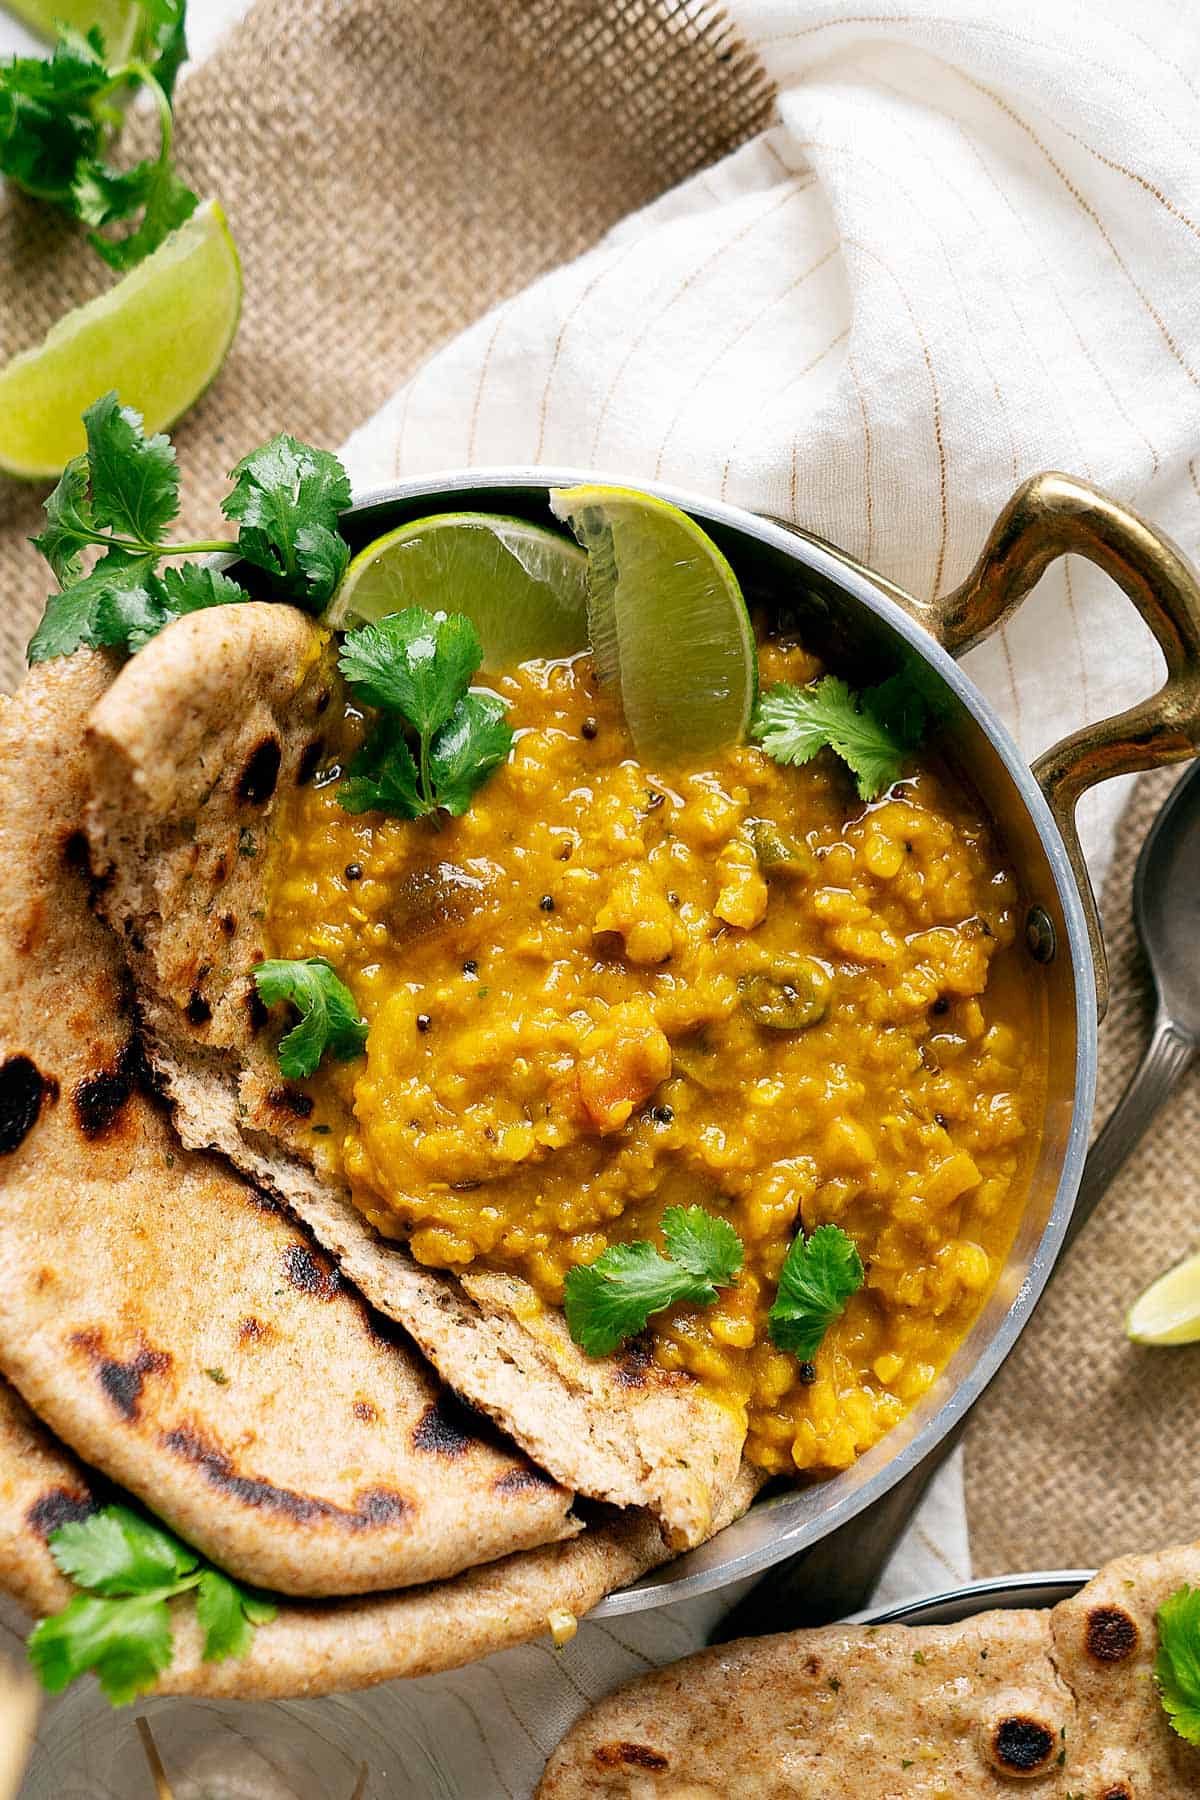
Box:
[0,0,1192,1590]
[965,762,1200,1574]
[0,0,773,687]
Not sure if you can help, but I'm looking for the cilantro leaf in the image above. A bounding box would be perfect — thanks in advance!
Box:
[31,454,103,584]
[564,1206,744,1358]
[28,1592,175,1706]
[222,435,352,608]
[89,161,198,270]
[0,33,108,207]
[28,549,160,663]
[83,392,180,545]
[28,1501,276,1706]
[337,718,423,820]
[336,612,512,820]
[767,1223,865,1361]
[135,0,189,103]
[196,1567,274,1662]
[1157,1584,1200,1745]
[48,1503,197,1595]
[295,522,350,604]
[252,957,368,1080]
[752,674,925,801]
[662,1204,744,1288]
[338,609,482,736]
[427,693,514,816]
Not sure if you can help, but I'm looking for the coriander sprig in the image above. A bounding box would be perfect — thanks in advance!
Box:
[767,1223,865,1361]
[564,1206,744,1358]
[0,4,196,271]
[27,1502,275,1705]
[28,393,353,664]
[252,957,368,1080]
[752,673,926,801]
[337,609,514,821]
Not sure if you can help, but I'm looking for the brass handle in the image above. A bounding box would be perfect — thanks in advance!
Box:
[925,472,1200,1015]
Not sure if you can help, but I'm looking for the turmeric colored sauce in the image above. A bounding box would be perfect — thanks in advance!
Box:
[267,639,1047,1476]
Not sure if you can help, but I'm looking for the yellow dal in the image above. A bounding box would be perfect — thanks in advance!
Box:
[267,642,1046,1476]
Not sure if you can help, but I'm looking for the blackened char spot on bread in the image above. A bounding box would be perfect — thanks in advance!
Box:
[495,1466,557,1497]
[281,1242,342,1301]
[1085,1605,1140,1663]
[614,1337,652,1389]
[990,1717,1056,1773]
[412,1396,475,1457]
[186,990,212,1026]
[0,1055,51,1152]
[594,1743,670,1771]
[71,1331,172,1421]
[26,1485,97,1540]
[160,1426,411,1529]
[73,1038,141,1138]
[267,1085,314,1119]
[297,739,324,785]
[237,737,282,804]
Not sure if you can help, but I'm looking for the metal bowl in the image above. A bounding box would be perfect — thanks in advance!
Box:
[335,467,1200,1615]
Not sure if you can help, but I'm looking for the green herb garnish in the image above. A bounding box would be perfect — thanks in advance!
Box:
[28,393,352,663]
[563,1205,744,1358]
[0,5,194,272]
[752,673,925,801]
[767,1223,865,1361]
[1157,1584,1200,1744]
[251,957,368,1080]
[337,609,514,821]
[27,1502,275,1705]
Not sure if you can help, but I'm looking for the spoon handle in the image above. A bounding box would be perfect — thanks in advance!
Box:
[1066,1011,1198,1252]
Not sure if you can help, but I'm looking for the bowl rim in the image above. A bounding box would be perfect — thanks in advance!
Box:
[336,465,1099,1614]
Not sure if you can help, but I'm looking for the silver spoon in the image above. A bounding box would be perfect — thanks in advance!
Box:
[714,760,1200,1641]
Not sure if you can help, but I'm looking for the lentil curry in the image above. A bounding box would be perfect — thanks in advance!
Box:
[266,635,1047,1479]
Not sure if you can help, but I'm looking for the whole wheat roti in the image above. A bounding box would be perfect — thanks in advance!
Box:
[0,651,579,1599]
[537,1543,1200,1798]
[83,603,747,1550]
[0,1369,763,1698]
[0,1378,94,1620]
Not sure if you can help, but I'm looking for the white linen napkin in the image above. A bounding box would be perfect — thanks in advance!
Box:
[9,0,1200,1792]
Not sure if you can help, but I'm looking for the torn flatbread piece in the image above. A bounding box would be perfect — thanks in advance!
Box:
[84,604,747,1549]
[0,653,577,1599]
[537,1543,1200,1797]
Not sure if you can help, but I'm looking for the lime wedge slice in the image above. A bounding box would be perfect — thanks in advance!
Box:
[0,199,241,480]
[3,0,139,55]
[549,484,756,764]
[1127,1251,1200,1346]
[327,514,589,670]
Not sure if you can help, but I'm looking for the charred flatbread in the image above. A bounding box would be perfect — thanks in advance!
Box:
[536,1544,1200,1796]
[0,652,577,1599]
[83,603,747,1549]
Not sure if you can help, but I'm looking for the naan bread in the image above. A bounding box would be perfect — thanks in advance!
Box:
[84,603,746,1549]
[0,1372,762,1697]
[537,1546,1200,1797]
[0,653,577,1598]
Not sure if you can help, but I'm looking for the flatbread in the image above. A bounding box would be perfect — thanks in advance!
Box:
[84,603,747,1549]
[0,1377,95,1619]
[0,652,578,1599]
[0,1371,762,1697]
[536,1545,1200,1797]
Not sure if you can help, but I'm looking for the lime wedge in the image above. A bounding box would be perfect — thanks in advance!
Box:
[3,0,139,55]
[549,484,756,764]
[0,199,241,480]
[1127,1251,1200,1346]
[327,514,590,670]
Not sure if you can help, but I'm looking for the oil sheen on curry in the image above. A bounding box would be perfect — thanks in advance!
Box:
[266,636,1047,1478]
